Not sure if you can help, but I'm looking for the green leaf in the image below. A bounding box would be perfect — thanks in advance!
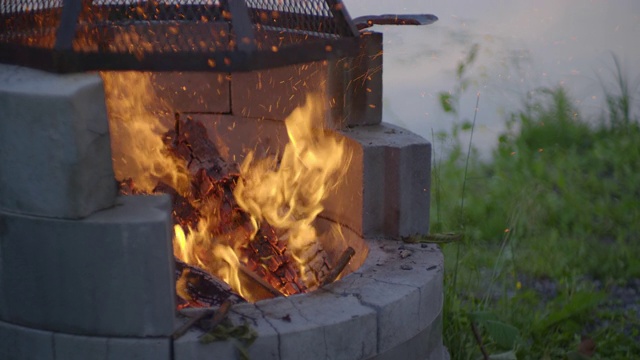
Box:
[466,44,479,66]
[467,311,499,323]
[484,320,520,349]
[457,62,466,78]
[439,92,455,113]
[534,291,606,332]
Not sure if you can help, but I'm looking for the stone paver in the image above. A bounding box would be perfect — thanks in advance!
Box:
[0,195,176,337]
[0,64,116,219]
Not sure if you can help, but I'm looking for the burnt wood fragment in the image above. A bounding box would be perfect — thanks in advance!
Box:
[175,259,244,308]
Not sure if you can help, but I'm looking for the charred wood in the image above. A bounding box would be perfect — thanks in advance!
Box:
[175,259,244,308]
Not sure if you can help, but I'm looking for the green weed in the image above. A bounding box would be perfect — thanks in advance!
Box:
[435,50,640,359]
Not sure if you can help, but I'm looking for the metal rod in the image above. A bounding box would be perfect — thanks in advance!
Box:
[54,0,84,51]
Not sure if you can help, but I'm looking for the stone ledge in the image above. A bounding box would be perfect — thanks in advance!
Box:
[0,195,176,337]
[0,321,171,360]
[0,63,116,219]
[173,240,445,360]
[324,123,432,239]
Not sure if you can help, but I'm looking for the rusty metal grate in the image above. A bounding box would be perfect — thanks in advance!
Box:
[0,0,359,72]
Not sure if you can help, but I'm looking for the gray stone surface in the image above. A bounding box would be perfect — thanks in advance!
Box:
[173,240,445,360]
[0,195,176,337]
[0,320,54,360]
[230,33,384,129]
[340,31,383,127]
[151,72,230,113]
[324,123,431,239]
[0,63,117,219]
[328,241,444,355]
[257,291,378,360]
[0,321,172,360]
[104,337,171,360]
[369,315,445,360]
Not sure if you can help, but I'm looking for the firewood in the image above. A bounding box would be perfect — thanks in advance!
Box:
[320,247,355,287]
[175,259,245,308]
[238,264,284,298]
[171,297,235,340]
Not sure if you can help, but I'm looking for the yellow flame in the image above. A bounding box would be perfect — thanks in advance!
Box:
[102,72,190,195]
[234,94,352,287]
[104,72,352,301]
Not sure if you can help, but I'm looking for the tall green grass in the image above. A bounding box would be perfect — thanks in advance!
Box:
[435,53,640,359]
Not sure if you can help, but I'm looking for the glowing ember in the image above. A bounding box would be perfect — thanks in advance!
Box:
[103,72,353,305]
[234,96,352,288]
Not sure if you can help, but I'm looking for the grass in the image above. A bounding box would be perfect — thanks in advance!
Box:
[433,54,640,359]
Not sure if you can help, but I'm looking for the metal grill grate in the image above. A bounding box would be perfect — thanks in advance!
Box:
[0,0,359,72]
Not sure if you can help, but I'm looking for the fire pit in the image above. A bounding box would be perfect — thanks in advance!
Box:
[0,1,445,359]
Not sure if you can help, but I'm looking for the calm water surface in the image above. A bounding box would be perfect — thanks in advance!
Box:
[344,0,640,155]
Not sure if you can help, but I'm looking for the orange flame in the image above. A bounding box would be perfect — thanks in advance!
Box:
[104,72,352,301]
[234,94,352,288]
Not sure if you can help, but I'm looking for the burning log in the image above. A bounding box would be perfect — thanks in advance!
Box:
[119,109,345,306]
[162,118,310,301]
[171,298,234,340]
[175,259,244,308]
[320,247,355,287]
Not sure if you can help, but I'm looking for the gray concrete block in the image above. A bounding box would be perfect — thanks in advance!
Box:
[174,303,280,360]
[324,123,431,239]
[0,320,54,360]
[54,332,171,360]
[172,240,444,360]
[174,292,377,360]
[369,314,445,360]
[327,240,444,356]
[256,291,378,360]
[189,114,289,164]
[151,72,230,113]
[0,64,117,219]
[174,328,239,360]
[230,35,383,128]
[0,195,176,337]
[230,61,332,121]
[106,337,171,360]
[54,332,108,360]
[341,31,383,127]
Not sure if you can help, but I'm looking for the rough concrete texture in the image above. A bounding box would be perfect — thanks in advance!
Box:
[340,31,383,128]
[0,321,171,360]
[0,63,116,219]
[151,72,230,113]
[174,240,445,360]
[0,195,176,337]
[189,114,289,165]
[230,33,383,129]
[330,242,445,357]
[0,320,54,360]
[323,123,431,239]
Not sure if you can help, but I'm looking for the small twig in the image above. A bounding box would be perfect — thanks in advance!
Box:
[202,298,233,332]
[238,264,284,298]
[404,232,463,244]
[470,321,490,360]
[172,309,214,340]
[320,247,355,286]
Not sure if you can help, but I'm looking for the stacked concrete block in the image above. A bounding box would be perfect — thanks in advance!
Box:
[322,123,431,239]
[230,31,383,128]
[172,239,445,360]
[151,72,230,113]
[0,64,116,219]
[0,195,176,337]
[0,321,172,360]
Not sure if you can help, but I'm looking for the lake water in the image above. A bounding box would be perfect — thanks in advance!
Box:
[343,0,640,156]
